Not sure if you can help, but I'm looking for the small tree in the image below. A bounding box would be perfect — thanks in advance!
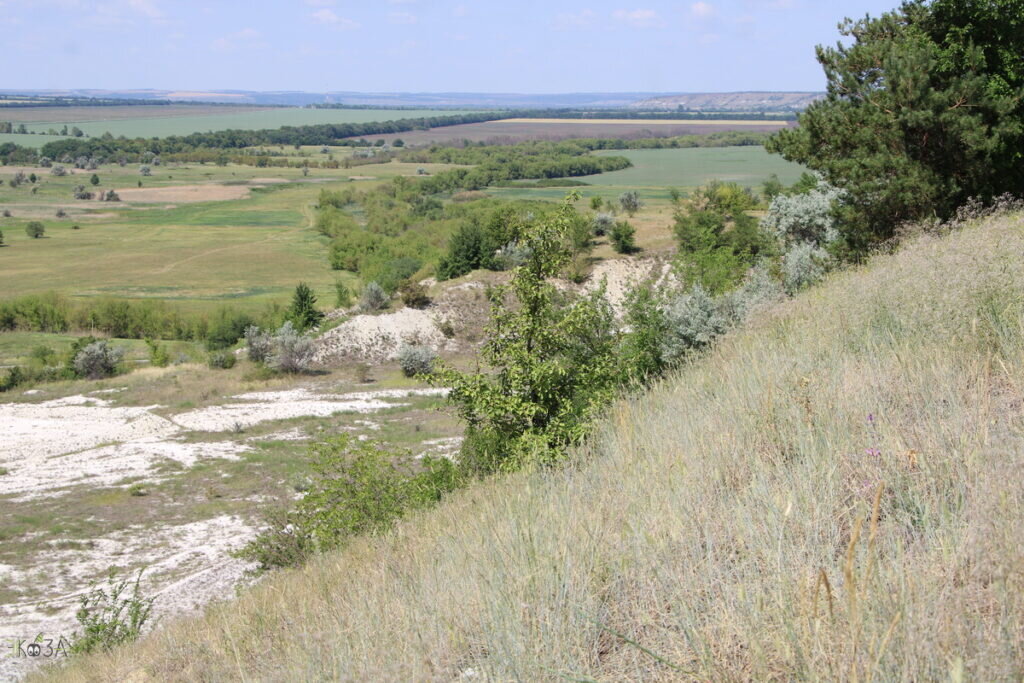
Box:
[104,190,120,202]
[429,194,620,473]
[0,229,4,246]
[288,282,325,331]
[139,165,151,177]
[51,165,67,177]
[589,196,603,211]
[609,220,637,254]
[25,222,45,238]
[90,173,100,186]
[619,191,642,216]
[334,280,353,308]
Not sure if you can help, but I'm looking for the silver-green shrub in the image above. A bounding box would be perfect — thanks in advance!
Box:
[761,177,843,247]
[359,282,389,312]
[661,284,728,363]
[720,265,785,325]
[244,325,272,364]
[783,242,831,294]
[268,321,315,373]
[73,341,124,379]
[397,344,437,377]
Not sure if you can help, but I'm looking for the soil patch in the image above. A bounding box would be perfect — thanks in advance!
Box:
[115,184,251,203]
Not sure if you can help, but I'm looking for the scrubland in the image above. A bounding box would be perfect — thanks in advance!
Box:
[36,213,1024,681]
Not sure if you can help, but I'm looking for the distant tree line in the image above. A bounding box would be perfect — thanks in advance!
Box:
[33,112,508,160]
[509,108,799,121]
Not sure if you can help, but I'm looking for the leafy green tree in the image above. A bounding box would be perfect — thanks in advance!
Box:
[767,0,1024,252]
[334,280,353,308]
[90,173,100,186]
[430,194,620,473]
[288,282,325,331]
[761,174,784,202]
[610,220,637,254]
[25,222,45,239]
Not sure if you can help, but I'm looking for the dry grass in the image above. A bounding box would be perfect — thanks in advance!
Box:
[37,214,1024,681]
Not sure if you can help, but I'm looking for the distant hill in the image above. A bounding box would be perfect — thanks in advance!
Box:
[630,91,823,111]
[0,89,823,111]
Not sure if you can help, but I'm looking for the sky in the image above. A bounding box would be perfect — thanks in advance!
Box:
[2,0,899,93]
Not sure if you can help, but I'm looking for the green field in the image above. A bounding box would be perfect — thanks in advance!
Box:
[486,146,806,206]
[586,146,806,188]
[0,158,459,313]
[1,108,480,144]
[0,132,75,148]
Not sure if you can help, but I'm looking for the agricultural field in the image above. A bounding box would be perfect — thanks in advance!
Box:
[0,107,482,146]
[0,155,462,313]
[0,105,274,124]
[355,117,794,146]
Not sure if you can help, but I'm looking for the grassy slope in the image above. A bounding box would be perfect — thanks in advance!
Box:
[36,218,1024,680]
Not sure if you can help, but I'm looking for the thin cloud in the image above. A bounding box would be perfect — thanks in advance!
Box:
[388,10,417,24]
[690,2,714,18]
[612,8,658,28]
[311,8,359,28]
[211,27,263,51]
[554,8,596,29]
[127,0,163,19]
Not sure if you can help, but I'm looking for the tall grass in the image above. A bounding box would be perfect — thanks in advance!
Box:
[38,214,1024,681]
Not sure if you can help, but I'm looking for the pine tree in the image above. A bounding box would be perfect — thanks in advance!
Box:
[767,0,1024,252]
[288,283,325,331]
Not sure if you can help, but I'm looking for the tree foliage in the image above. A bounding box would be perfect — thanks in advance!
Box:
[430,194,620,473]
[767,0,1024,251]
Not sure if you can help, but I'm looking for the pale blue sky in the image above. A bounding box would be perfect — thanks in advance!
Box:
[2,0,897,93]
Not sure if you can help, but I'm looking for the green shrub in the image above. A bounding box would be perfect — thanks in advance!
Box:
[334,280,353,308]
[0,366,28,393]
[205,309,255,351]
[25,221,45,239]
[70,571,154,655]
[240,435,464,570]
[145,339,170,368]
[207,351,236,369]
[398,280,431,309]
[609,220,637,254]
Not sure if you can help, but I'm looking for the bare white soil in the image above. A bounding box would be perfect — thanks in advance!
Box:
[314,308,458,364]
[0,515,255,682]
[0,384,449,679]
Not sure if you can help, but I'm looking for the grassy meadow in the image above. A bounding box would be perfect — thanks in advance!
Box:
[37,212,1024,681]
[0,156,461,315]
